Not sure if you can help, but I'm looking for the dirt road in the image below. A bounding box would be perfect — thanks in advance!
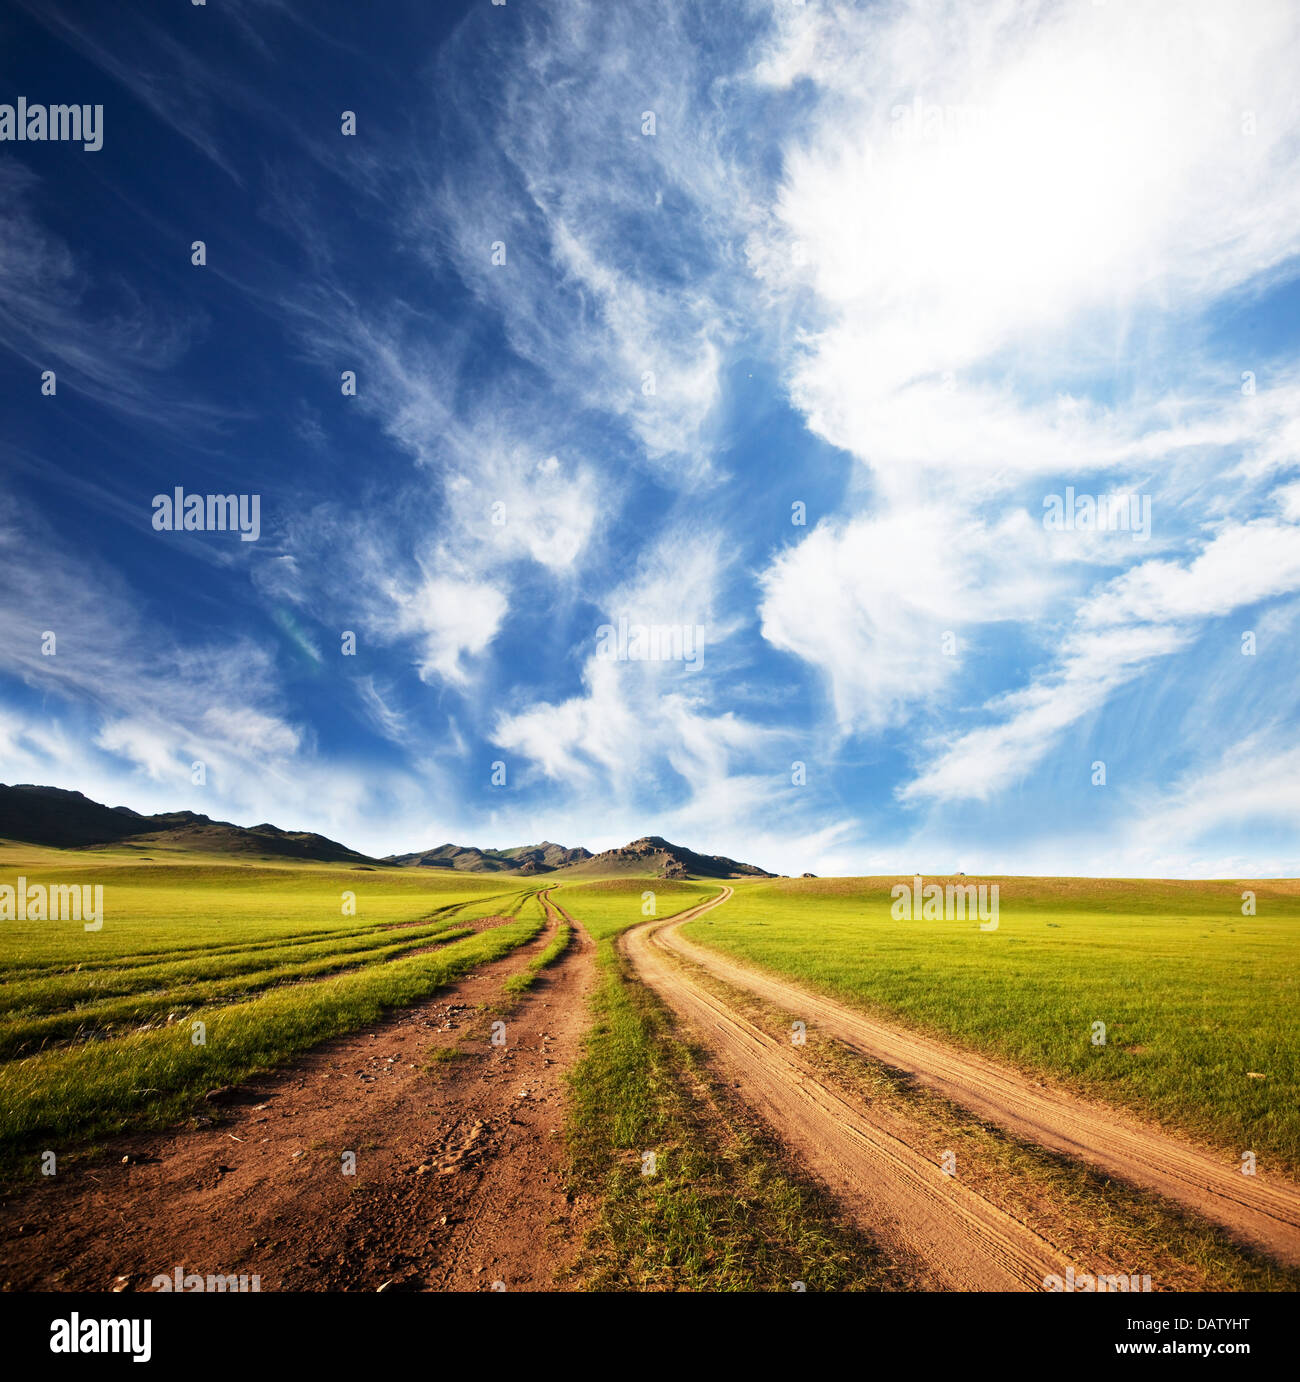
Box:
[0,892,596,1292]
[623,888,1071,1289]
[624,887,1300,1284]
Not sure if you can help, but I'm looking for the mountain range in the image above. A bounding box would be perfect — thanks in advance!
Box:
[0,784,373,863]
[0,784,772,879]
[384,841,594,873]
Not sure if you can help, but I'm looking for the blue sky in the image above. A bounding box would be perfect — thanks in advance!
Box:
[2,0,1300,876]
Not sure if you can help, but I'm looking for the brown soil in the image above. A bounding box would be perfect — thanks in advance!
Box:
[624,888,1300,1286]
[624,889,1070,1289]
[0,896,597,1292]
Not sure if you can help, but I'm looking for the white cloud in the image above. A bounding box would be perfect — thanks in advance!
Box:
[760,502,1061,731]
[387,570,507,687]
[442,444,597,574]
[494,528,767,805]
[760,0,1300,350]
[354,676,408,744]
[0,162,218,431]
[754,0,1300,499]
[749,0,1300,837]
[902,510,1300,803]
[414,0,762,483]
[1128,733,1300,867]
[1080,517,1300,627]
[901,623,1189,804]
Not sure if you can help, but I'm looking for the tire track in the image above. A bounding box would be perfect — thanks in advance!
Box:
[621,889,1073,1290]
[428,888,595,1291]
[652,889,1300,1269]
[0,888,594,1293]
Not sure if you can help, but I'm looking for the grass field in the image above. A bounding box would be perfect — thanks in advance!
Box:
[5,842,1297,1285]
[558,878,904,1289]
[503,916,572,994]
[0,843,548,1166]
[680,875,1300,1175]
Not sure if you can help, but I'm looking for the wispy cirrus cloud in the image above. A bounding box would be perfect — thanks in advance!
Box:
[747,0,1300,854]
[411,0,769,482]
[4,0,1300,874]
[493,527,772,802]
[0,498,306,804]
[0,161,223,430]
[902,502,1300,804]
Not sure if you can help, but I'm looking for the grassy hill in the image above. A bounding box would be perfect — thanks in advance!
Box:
[0,784,374,865]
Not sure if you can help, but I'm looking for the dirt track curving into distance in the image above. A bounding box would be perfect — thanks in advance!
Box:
[623,888,1071,1289]
[623,887,1300,1283]
[0,890,596,1292]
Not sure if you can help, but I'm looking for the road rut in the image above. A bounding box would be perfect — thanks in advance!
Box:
[623,889,1075,1289]
[639,888,1300,1271]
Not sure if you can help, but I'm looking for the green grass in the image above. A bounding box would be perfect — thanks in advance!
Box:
[676,941,1300,1292]
[0,844,547,1168]
[0,924,483,1059]
[0,913,491,1018]
[680,875,1300,1175]
[502,920,572,994]
[557,879,913,1290]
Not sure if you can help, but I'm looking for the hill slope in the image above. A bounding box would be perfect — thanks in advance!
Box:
[555,836,772,880]
[0,784,374,864]
[0,786,773,876]
[383,841,593,873]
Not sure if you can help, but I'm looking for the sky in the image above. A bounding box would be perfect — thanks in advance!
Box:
[2,0,1299,877]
